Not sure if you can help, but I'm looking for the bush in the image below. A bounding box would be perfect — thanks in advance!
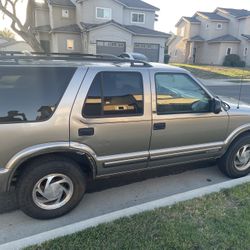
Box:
[223,54,246,67]
[164,54,170,64]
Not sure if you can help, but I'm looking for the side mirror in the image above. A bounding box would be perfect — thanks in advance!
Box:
[212,98,222,114]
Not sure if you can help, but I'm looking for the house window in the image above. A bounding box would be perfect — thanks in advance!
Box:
[206,24,209,29]
[226,47,232,55]
[96,7,112,19]
[67,40,74,50]
[217,23,222,29]
[62,9,69,18]
[244,47,248,57]
[174,50,178,57]
[131,13,145,23]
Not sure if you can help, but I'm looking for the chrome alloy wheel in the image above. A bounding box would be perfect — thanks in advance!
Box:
[234,145,250,171]
[32,174,74,210]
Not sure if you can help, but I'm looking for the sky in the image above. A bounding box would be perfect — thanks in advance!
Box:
[145,0,250,33]
[0,0,249,38]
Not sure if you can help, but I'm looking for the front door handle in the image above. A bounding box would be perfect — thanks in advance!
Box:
[153,123,166,130]
[78,128,94,136]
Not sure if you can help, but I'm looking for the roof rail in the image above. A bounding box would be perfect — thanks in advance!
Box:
[0,51,152,67]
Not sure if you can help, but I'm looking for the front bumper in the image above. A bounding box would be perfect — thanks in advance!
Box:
[0,167,11,193]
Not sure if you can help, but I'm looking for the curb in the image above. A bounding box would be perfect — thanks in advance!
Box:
[1,175,250,250]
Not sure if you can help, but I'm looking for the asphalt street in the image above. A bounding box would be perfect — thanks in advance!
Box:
[207,84,250,104]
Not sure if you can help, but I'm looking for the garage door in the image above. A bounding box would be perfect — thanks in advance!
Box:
[96,41,126,56]
[134,43,160,62]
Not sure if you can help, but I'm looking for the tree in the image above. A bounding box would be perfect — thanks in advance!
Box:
[0,0,44,51]
[0,27,15,39]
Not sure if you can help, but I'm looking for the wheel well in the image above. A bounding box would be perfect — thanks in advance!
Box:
[225,130,250,152]
[10,151,96,190]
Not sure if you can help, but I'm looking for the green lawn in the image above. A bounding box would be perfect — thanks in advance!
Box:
[172,64,250,79]
[26,183,250,250]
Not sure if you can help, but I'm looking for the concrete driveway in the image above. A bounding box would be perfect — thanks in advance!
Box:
[0,163,229,245]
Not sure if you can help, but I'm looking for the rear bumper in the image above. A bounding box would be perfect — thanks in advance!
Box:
[0,167,11,193]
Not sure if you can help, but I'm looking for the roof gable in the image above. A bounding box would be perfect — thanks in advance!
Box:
[217,8,250,18]
[81,20,169,38]
[207,34,241,43]
[47,0,75,7]
[196,12,229,21]
[175,16,200,27]
[242,34,250,41]
[115,0,159,11]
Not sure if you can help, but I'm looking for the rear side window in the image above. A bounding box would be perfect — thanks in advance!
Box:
[83,72,143,118]
[0,67,76,123]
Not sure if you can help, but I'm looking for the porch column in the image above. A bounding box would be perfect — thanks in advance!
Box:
[187,42,194,64]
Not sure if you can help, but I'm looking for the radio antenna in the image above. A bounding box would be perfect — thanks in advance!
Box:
[237,59,246,109]
[237,73,244,109]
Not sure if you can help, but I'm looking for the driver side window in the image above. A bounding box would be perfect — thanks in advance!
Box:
[155,73,211,115]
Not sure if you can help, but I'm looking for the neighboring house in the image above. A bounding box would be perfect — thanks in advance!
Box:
[31,0,170,62]
[0,38,33,52]
[168,8,250,66]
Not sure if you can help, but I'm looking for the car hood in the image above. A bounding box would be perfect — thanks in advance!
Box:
[219,95,250,111]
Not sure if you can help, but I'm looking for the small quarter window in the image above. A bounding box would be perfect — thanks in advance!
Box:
[67,39,74,50]
[83,72,144,118]
[0,67,76,123]
[155,73,210,115]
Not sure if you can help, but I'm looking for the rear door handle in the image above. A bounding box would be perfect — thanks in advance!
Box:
[78,128,94,136]
[153,123,166,130]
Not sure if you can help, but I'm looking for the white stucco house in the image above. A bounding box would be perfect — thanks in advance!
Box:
[31,0,170,62]
[168,8,250,66]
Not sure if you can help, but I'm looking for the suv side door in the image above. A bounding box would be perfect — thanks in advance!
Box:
[70,67,152,177]
[149,70,229,167]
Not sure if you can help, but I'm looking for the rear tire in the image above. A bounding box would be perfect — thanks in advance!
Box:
[17,156,86,220]
[219,135,250,178]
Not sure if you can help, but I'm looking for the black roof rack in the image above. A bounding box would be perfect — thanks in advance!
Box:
[0,51,152,67]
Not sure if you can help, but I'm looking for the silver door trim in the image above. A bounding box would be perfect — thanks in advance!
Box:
[104,156,149,168]
[150,142,224,160]
[97,151,149,168]
[96,156,216,179]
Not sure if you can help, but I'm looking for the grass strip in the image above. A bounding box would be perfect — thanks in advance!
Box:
[26,183,250,250]
[172,64,250,79]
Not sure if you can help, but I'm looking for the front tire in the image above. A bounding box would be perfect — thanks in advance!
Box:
[219,135,250,178]
[17,156,86,220]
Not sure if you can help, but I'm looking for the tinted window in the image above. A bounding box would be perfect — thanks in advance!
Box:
[83,72,143,117]
[83,73,102,117]
[0,67,76,123]
[155,73,210,114]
